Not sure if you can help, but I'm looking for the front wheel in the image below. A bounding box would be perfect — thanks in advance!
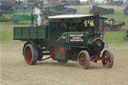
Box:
[23,44,38,65]
[102,50,114,68]
[78,50,90,69]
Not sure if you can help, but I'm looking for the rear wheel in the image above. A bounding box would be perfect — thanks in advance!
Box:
[23,44,38,65]
[102,50,114,68]
[78,50,90,69]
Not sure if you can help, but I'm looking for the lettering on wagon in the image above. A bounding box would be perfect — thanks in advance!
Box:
[70,34,84,42]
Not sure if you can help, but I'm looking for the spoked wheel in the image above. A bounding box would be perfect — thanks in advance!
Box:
[78,50,90,69]
[23,44,38,65]
[123,31,128,40]
[102,50,114,68]
[57,60,68,64]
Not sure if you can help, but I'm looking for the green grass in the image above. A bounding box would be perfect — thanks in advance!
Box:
[0,29,12,42]
[104,31,128,44]
[2,12,31,18]
[0,23,30,43]
[0,25,13,43]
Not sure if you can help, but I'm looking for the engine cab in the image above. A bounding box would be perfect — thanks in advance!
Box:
[48,14,106,55]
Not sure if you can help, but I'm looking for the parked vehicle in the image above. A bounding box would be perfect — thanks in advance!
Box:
[110,1,123,6]
[124,5,128,16]
[44,3,77,16]
[0,1,13,14]
[13,13,114,69]
[103,19,125,31]
[89,5,114,15]
[0,10,11,22]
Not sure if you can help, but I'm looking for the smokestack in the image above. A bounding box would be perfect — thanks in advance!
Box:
[31,13,34,26]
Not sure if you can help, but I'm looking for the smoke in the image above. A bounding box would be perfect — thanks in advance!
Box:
[33,7,41,15]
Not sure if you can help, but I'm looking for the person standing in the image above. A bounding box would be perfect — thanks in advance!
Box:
[37,12,43,26]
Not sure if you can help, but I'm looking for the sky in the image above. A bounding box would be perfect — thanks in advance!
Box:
[80,0,104,2]
[80,0,87,2]
[19,0,88,1]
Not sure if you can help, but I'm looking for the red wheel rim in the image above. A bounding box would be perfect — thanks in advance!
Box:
[24,47,32,63]
[104,52,110,66]
[79,53,86,67]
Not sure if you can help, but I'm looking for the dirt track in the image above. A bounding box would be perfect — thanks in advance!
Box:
[1,43,128,85]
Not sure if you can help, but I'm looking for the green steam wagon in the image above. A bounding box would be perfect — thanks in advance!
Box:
[13,13,114,69]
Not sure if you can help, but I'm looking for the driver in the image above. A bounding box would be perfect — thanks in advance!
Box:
[77,22,85,31]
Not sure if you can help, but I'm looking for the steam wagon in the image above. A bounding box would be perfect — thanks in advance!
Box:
[13,13,114,69]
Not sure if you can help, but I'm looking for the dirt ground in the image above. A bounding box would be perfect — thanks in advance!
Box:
[1,43,128,85]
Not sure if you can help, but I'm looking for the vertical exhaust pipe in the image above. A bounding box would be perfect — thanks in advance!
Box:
[31,14,34,26]
[94,12,100,32]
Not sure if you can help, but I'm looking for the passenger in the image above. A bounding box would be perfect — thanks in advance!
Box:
[43,16,49,25]
[65,23,72,31]
[88,19,95,32]
[37,12,43,26]
[89,20,94,27]
[71,23,76,31]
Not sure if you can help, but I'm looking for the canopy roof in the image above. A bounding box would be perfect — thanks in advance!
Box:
[48,14,93,19]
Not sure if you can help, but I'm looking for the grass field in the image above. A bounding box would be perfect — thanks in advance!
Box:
[0,5,128,44]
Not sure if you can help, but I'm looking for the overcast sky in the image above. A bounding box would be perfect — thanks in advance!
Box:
[80,0,87,2]
[80,0,104,2]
